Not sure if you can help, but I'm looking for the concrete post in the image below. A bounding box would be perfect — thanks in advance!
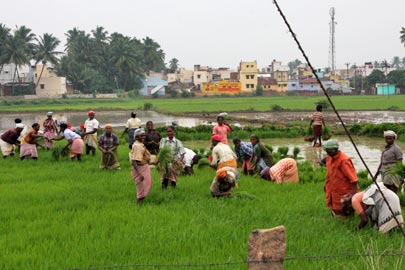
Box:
[248,226,286,270]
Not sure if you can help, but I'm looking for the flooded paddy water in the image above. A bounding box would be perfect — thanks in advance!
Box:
[1,110,403,174]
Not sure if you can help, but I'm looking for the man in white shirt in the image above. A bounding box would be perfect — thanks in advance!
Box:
[183,148,202,175]
[83,111,99,156]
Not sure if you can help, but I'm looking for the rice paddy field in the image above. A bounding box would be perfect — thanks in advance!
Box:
[1,95,405,113]
[1,140,404,270]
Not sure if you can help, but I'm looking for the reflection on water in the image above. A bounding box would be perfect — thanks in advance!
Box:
[259,136,400,175]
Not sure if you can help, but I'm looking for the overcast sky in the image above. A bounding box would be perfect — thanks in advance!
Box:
[2,0,404,70]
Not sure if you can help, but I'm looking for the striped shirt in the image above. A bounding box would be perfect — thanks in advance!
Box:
[312,111,324,126]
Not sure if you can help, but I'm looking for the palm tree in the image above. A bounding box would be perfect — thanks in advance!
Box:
[34,33,62,91]
[168,58,179,73]
[2,26,35,95]
[109,36,143,90]
[91,26,109,72]
[142,36,165,72]
[400,27,405,47]
[391,56,401,70]
[65,27,82,54]
[0,23,11,74]
[12,26,36,88]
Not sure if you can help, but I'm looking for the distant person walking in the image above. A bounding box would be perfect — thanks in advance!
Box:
[43,111,58,150]
[122,112,141,149]
[309,104,325,147]
[83,111,99,156]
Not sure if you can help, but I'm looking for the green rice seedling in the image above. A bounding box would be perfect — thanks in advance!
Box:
[1,136,404,270]
[264,144,273,153]
[51,147,60,161]
[197,157,210,169]
[323,125,332,140]
[293,146,300,159]
[277,146,289,158]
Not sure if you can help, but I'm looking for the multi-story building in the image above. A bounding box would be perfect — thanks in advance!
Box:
[34,64,67,98]
[238,61,258,92]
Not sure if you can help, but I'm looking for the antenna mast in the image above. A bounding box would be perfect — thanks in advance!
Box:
[329,7,336,74]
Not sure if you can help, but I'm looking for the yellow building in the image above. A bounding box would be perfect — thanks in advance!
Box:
[202,80,241,95]
[34,64,67,98]
[239,61,258,92]
[273,70,289,91]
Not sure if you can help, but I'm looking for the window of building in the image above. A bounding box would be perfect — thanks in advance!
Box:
[40,84,45,89]
[246,84,250,88]
[250,84,254,88]
[246,75,249,79]
[197,74,201,79]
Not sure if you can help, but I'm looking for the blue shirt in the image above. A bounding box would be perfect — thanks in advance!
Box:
[235,141,253,161]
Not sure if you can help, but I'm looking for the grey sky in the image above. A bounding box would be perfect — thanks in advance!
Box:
[2,0,404,70]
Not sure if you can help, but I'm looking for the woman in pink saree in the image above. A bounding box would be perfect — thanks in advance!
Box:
[130,128,152,205]
[43,112,58,150]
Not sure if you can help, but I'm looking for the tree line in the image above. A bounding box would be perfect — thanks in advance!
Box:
[0,24,180,94]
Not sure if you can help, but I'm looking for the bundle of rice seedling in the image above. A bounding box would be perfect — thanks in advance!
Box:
[197,157,210,169]
[52,147,61,161]
[233,191,260,201]
[304,125,315,142]
[156,146,183,175]
[322,126,332,140]
[52,146,69,161]
[61,147,69,157]
[277,146,289,158]
[293,146,301,159]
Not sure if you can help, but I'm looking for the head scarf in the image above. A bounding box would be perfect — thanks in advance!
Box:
[323,139,339,151]
[47,111,53,116]
[216,168,227,178]
[88,110,96,115]
[134,128,145,137]
[211,134,222,142]
[15,123,25,128]
[383,130,397,139]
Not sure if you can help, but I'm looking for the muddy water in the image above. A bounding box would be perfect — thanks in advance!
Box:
[262,136,388,174]
[187,136,404,175]
[1,110,403,173]
[232,110,405,125]
[0,110,207,133]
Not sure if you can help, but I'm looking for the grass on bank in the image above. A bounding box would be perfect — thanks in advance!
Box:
[0,141,404,270]
[1,95,405,113]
